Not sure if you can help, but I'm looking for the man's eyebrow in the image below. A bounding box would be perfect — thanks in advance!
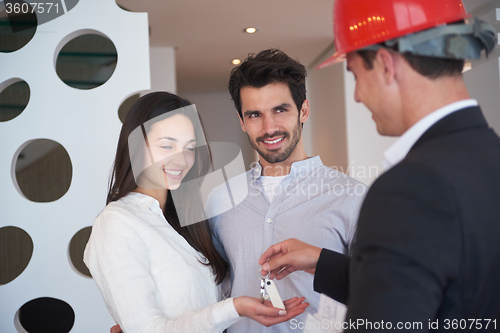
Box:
[243,110,259,117]
[273,103,292,111]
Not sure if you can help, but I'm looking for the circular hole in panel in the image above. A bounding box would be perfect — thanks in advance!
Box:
[0,2,37,53]
[56,33,117,89]
[114,2,152,36]
[118,93,140,123]
[17,297,75,333]
[0,79,30,122]
[65,0,80,12]
[69,227,91,277]
[0,226,33,285]
[116,2,132,11]
[14,139,73,202]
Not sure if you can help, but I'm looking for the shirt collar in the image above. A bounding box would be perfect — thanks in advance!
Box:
[383,99,478,170]
[123,192,163,213]
[251,156,323,179]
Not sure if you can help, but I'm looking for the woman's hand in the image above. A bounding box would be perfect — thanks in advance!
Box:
[110,324,122,333]
[110,297,308,331]
[233,296,309,327]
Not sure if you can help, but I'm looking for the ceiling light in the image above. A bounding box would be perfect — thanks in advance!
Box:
[232,59,241,65]
[244,27,257,34]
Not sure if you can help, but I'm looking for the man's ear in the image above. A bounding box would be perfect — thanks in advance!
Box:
[377,48,396,85]
[299,100,310,124]
[239,116,247,133]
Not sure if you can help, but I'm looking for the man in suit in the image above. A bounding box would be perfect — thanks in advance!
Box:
[259,0,500,331]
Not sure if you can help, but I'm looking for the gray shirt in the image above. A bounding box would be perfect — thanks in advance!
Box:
[208,156,367,332]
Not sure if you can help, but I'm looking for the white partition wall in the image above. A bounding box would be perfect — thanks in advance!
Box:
[306,57,349,172]
[0,0,150,331]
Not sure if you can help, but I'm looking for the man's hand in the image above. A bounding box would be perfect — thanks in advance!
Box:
[259,238,322,280]
[233,296,309,327]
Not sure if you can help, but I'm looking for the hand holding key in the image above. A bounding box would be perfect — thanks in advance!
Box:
[259,238,322,280]
[108,263,308,332]
[111,296,308,331]
[233,296,309,327]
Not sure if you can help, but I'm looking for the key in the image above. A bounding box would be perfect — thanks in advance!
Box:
[259,269,267,303]
[260,275,266,303]
[259,269,285,309]
[263,278,285,310]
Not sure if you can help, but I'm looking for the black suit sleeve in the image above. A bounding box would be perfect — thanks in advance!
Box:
[344,162,461,332]
[313,248,350,304]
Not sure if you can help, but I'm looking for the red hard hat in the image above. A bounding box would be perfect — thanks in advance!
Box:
[318,0,470,68]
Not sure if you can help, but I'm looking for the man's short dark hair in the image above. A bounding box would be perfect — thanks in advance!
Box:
[228,49,307,119]
[356,49,464,79]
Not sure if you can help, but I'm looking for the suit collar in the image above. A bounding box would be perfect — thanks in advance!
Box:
[383,100,479,169]
[410,106,488,152]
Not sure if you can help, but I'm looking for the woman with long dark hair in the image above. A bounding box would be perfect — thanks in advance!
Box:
[84,92,307,332]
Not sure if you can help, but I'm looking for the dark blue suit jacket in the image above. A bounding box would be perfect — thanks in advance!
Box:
[314,106,500,332]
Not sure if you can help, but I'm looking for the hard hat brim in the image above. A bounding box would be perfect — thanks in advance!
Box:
[316,52,346,69]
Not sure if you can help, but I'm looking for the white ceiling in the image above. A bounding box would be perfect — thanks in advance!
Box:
[117,0,335,93]
[116,0,498,94]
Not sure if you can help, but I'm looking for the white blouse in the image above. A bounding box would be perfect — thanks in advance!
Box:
[84,192,240,332]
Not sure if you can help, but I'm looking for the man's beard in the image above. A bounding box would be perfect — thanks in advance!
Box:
[248,120,302,164]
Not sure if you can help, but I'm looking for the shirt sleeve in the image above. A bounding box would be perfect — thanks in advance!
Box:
[84,211,241,333]
[209,216,229,262]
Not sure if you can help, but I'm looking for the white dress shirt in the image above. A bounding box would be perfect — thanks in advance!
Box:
[383,99,479,170]
[84,192,240,333]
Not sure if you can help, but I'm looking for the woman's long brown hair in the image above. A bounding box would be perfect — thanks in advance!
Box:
[107,92,227,284]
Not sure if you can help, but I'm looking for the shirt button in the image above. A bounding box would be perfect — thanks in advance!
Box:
[266,218,272,223]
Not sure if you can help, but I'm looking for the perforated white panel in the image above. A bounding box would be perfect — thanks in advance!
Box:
[0,0,150,331]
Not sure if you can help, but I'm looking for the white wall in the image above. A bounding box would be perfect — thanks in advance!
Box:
[306,57,349,171]
[463,4,500,135]
[150,47,177,93]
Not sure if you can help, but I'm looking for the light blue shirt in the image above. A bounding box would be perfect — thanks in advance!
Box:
[208,156,367,332]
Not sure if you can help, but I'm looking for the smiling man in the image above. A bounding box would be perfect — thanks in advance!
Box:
[207,49,367,333]
[239,81,308,175]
